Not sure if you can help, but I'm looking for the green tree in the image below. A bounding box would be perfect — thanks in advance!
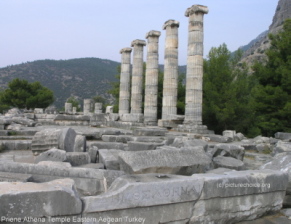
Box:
[203,44,252,134]
[251,19,291,136]
[0,78,54,109]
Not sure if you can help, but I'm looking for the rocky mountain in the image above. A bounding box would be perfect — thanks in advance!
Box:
[0,58,120,108]
[241,0,291,64]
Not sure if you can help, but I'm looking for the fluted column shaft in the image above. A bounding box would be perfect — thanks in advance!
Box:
[65,102,72,114]
[144,31,161,125]
[130,40,146,114]
[118,48,132,114]
[162,20,179,120]
[184,5,208,124]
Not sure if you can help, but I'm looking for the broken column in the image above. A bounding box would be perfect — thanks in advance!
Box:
[64,102,72,114]
[94,103,103,114]
[83,99,93,115]
[162,20,180,120]
[118,48,132,115]
[184,5,208,125]
[144,30,161,126]
[130,39,146,114]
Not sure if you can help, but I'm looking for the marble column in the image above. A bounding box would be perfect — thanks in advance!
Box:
[65,102,72,114]
[162,20,179,120]
[83,99,93,115]
[130,39,146,114]
[144,30,161,125]
[184,5,208,125]
[118,47,132,115]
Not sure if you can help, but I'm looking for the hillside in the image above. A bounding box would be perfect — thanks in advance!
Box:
[0,58,187,109]
[0,58,120,108]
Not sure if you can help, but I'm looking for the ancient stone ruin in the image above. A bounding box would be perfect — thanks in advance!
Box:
[1,4,291,224]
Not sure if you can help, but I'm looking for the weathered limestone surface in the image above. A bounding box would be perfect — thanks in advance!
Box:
[162,20,180,120]
[82,170,287,224]
[130,39,146,114]
[275,132,291,140]
[260,153,291,194]
[212,143,245,160]
[133,127,167,136]
[54,114,90,126]
[65,152,91,166]
[87,141,125,150]
[0,161,124,196]
[34,148,67,164]
[274,141,291,154]
[213,156,245,170]
[82,173,204,213]
[0,179,82,218]
[119,113,144,123]
[144,30,161,125]
[127,141,163,151]
[101,135,133,143]
[31,128,76,154]
[0,140,31,151]
[73,135,86,152]
[190,170,288,224]
[119,48,132,115]
[118,146,212,175]
[0,172,32,182]
[98,149,122,170]
[184,5,209,125]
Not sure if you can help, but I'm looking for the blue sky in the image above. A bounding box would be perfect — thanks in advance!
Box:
[0,0,278,68]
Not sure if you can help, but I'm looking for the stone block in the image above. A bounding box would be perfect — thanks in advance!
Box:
[0,162,124,196]
[118,146,212,175]
[0,179,82,219]
[34,148,67,164]
[223,130,236,141]
[98,149,122,170]
[213,143,245,160]
[119,113,144,123]
[101,135,133,143]
[82,173,204,213]
[260,153,291,194]
[213,156,245,170]
[132,136,166,143]
[274,141,291,154]
[73,135,86,152]
[88,146,98,163]
[0,140,31,151]
[88,141,125,150]
[65,152,91,166]
[77,163,104,169]
[127,141,164,151]
[37,161,72,169]
[31,128,76,154]
[190,170,288,223]
[275,132,291,140]
[206,134,231,143]
[133,127,167,136]
[105,106,113,113]
[0,171,32,182]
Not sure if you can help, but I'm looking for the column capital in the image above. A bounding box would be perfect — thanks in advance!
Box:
[131,39,146,47]
[163,20,180,30]
[120,47,132,54]
[185,5,209,17]
[145,30,161,39]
